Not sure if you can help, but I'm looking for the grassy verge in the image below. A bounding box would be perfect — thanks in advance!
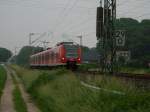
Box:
[121,67,150,74]
[13,85,27,112]
[12,65,150,112]
[0,65,7,99]
[78,63,98,71]
[11,67,27,112]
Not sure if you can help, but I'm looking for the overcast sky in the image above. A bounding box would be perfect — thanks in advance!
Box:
[0,0,150,54]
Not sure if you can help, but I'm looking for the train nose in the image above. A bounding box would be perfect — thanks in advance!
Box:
[68,58,76,61]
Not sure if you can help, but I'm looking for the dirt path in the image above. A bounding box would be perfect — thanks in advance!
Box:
[0,66,40,112]
[10,67,41,112]
[0,66,15,112]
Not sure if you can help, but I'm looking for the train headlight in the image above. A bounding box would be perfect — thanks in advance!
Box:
[77,58,81,61]
[62,57,65,60]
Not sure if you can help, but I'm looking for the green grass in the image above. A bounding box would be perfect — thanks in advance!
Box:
[121,67,150,74]
[0,65,7,98]
[78,63,98,71]
[10,66,27,112]
[11,65,41,89]
[12,65,150,112]
[81,75,132,93]
[13,85,28,112]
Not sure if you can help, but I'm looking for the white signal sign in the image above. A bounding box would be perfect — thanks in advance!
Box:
[115,30,126,47]
[116,51,131,62]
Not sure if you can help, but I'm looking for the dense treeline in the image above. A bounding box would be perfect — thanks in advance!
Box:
[82,46,99,62]
[97,18,150,67]
[115,18,150,67]
[16,46,43,66]
[0,47,12,62]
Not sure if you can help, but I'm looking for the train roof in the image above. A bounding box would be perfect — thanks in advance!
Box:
[30,49,51,57]
[56,42,79,46]
[30,41,79,57]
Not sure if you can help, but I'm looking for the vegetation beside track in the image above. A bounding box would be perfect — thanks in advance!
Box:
[0,65,7,99]
[121,67,150,74]
[12,65,150,112]
[10,66,28,112]
[78,63,98,71]
[78,63,150,74]
[13,85,27,112]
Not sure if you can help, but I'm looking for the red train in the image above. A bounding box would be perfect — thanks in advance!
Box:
[30,42,81,69]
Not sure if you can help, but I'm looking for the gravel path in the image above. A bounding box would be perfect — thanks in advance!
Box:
[0,66,15,112]
[11,68,41,112]
[0,65,40,112]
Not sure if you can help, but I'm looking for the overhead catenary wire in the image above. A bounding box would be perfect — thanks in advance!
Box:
[1,0,149,20]
[117,0,150,18]
[134,12,150,19]
[54,3,98,31]
[1,0,149,30]
[67,2,150,36]
[67,24,95,36]
[0,1,69,12]
[31,32,47,45]
[1,0,150,48]
[52,0,80,34]
[61,16,95,34]
[51,0,72,31]
[118,6,150,18]
[0,0,98,11]
[59,0,150,38]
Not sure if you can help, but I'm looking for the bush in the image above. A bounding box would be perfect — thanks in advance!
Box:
[0,65,7,98]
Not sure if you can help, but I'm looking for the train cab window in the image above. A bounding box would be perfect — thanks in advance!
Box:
[64,44,79,58]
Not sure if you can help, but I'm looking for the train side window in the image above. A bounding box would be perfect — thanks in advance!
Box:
[34,56,36,64]
[47,52,49,60]
[42,54,44,63]
[51,52,54,62]
[38,55,40,63]
[56,53,59,61]
[30,57,32,63]
[40,55,42,63]
[49,52,51,61]
[45,53,48,62]
[33,57,35,64]
[35,56,37,63]
[33,56,35,64]
[43,54,45,63]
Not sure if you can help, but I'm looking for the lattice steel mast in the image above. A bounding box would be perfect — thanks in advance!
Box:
[96,0,116,74]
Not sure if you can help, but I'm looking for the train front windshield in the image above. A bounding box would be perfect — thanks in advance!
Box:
[64,45,79,58]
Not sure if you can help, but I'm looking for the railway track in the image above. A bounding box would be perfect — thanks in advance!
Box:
[115,73,150,80]
[75,69,150,80]
[75,69,150,90]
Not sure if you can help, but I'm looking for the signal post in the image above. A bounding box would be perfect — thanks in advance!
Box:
[96,0,117,74]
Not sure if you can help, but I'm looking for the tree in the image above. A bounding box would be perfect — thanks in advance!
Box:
[97,18,150,67]
[0,48,12,62]
[16,46,43,66]
[82,46,99,63]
